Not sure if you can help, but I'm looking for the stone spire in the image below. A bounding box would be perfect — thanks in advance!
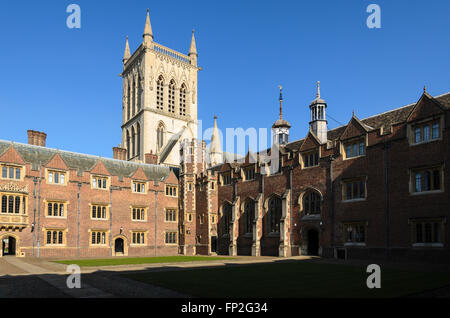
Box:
[210,115,223,166]
[143,9,153,45]
[123,36,131,63]
[316,81,321,98]
[279,85,283,120]
[189,30,197,56]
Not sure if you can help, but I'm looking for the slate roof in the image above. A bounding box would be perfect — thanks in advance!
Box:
[0,140,170,181]
[285,92,450,151]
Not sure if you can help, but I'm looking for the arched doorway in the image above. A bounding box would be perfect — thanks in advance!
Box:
[2,236,16,256]
[113,236,128,256]
[307,229,319,256]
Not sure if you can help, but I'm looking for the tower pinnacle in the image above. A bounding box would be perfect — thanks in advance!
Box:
[143,9,153,44]
[189,29,197,56]
[123,36,131,63]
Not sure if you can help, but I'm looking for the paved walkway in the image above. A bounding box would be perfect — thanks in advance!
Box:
[0,256,186,298]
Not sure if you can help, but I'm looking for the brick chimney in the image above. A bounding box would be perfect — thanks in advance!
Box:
[145,151,158,165]
[27,130,47,147]
[113,146,127,160]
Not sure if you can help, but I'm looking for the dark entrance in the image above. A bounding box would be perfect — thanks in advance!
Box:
[114,238,124,254]
[307,229,319,256]
[211,236,217,253]
[2,237,16,256]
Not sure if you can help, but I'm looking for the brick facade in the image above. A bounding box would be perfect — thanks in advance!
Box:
[180,90,450,262]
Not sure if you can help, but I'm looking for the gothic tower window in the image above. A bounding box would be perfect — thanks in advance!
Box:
[180,83,187,116]
[132,79,136,117]
[244,200,255,234]
[156,76,164,110]
[127,83,131,120]
[136,123,141,158]
[268,196,281,234]
[126,130,131,160]
[168,80,176,113]
[303,191,321,215]
[222,203,232,237]
[137,75,142,112]
[157,124,165,150]
[131,127,136,158]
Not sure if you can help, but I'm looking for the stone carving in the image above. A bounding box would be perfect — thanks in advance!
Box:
[0,182,28,193]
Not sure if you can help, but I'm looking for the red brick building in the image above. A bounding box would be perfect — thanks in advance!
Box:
[180,87,450,262]
[0,131,180,258]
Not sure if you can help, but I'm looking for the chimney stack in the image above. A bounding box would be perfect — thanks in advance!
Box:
[27,130,47,147]
[113,146,127,160]
[145,151,158,165]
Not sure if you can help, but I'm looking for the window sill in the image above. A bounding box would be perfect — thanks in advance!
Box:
[91,218,109,221]
[132,219,147,222]
[342,198,366,203]
[412,243,444,248]
[46,216,66,219]
[267,232,280,238]
[343,155,366,161]
[410,190,444,196]
[410,138,441,147]
[302,165,319,170]
[344,242,366,247]
[130,244,147,247]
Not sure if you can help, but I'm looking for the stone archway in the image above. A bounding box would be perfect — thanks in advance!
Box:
[1,234,20,257]
[306,228,319,256]
[113,235,128,256]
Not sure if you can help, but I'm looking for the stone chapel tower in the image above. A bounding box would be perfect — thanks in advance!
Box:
[120,10,200,167]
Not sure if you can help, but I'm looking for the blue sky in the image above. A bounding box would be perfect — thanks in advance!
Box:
[0,0,449,157]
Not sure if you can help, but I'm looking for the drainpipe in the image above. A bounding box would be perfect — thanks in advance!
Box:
[154,189,158,257]
[32,178,37,256]
[109,187,113,256]
[384,142,391,259]
[77,183,81,258]
[329,156,335,254]
[288,165,293,255]
[36,162,42,258]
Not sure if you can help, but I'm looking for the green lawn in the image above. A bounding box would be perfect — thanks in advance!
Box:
[124,261,450,298]
[54,256,232,267]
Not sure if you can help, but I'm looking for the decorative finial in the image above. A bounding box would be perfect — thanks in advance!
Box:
[352,109,355,117]
[424,85,427,93]
[316,81,321,98]
[214,114,218,120]
[279,85,283,120]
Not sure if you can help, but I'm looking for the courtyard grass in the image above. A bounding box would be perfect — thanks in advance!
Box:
[53,255,233,267]
[124,260,450,298]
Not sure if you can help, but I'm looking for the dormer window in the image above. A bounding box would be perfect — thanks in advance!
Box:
[48,170,67,185]
[222,173,231,185]
[133,181,146,194]
[303,151,319,168]
[344,139,365,159]
[244,167,255,181]
[1,165,22,180]
[412,120,440,144]
[92,176,108,190]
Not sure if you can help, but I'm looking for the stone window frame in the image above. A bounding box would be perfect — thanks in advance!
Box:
[165,231,178,245]
[131,206,147,222]
[1,164,24,181]
[46,168,69,186]
[343,221,367,246]
[341,176,368,202]
[89,203,110,220]
[91,175,110,191]
[132,180,148,194]
[1,193,27,215]
[341,135,367,161]
[130,231,147,246]
[164,207,178,223]
[409,217,445,247]
[89,229,109,246]
[408,165,444,196]
[242,165,256,182]
[407,115,443,147]
[43,228,67,246]
[165,184,178,197]
[44,199,68,219]
[301,148,320,169]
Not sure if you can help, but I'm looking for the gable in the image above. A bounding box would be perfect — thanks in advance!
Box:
[340,117,368,141]
[164,170,178,185]
[0,146,26,165]
[407,93,445,123]
[90,160,111,176]
[130,166,148,181]
[219,163,232,173]
[45,153,69,170]
[300,132,320,152]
